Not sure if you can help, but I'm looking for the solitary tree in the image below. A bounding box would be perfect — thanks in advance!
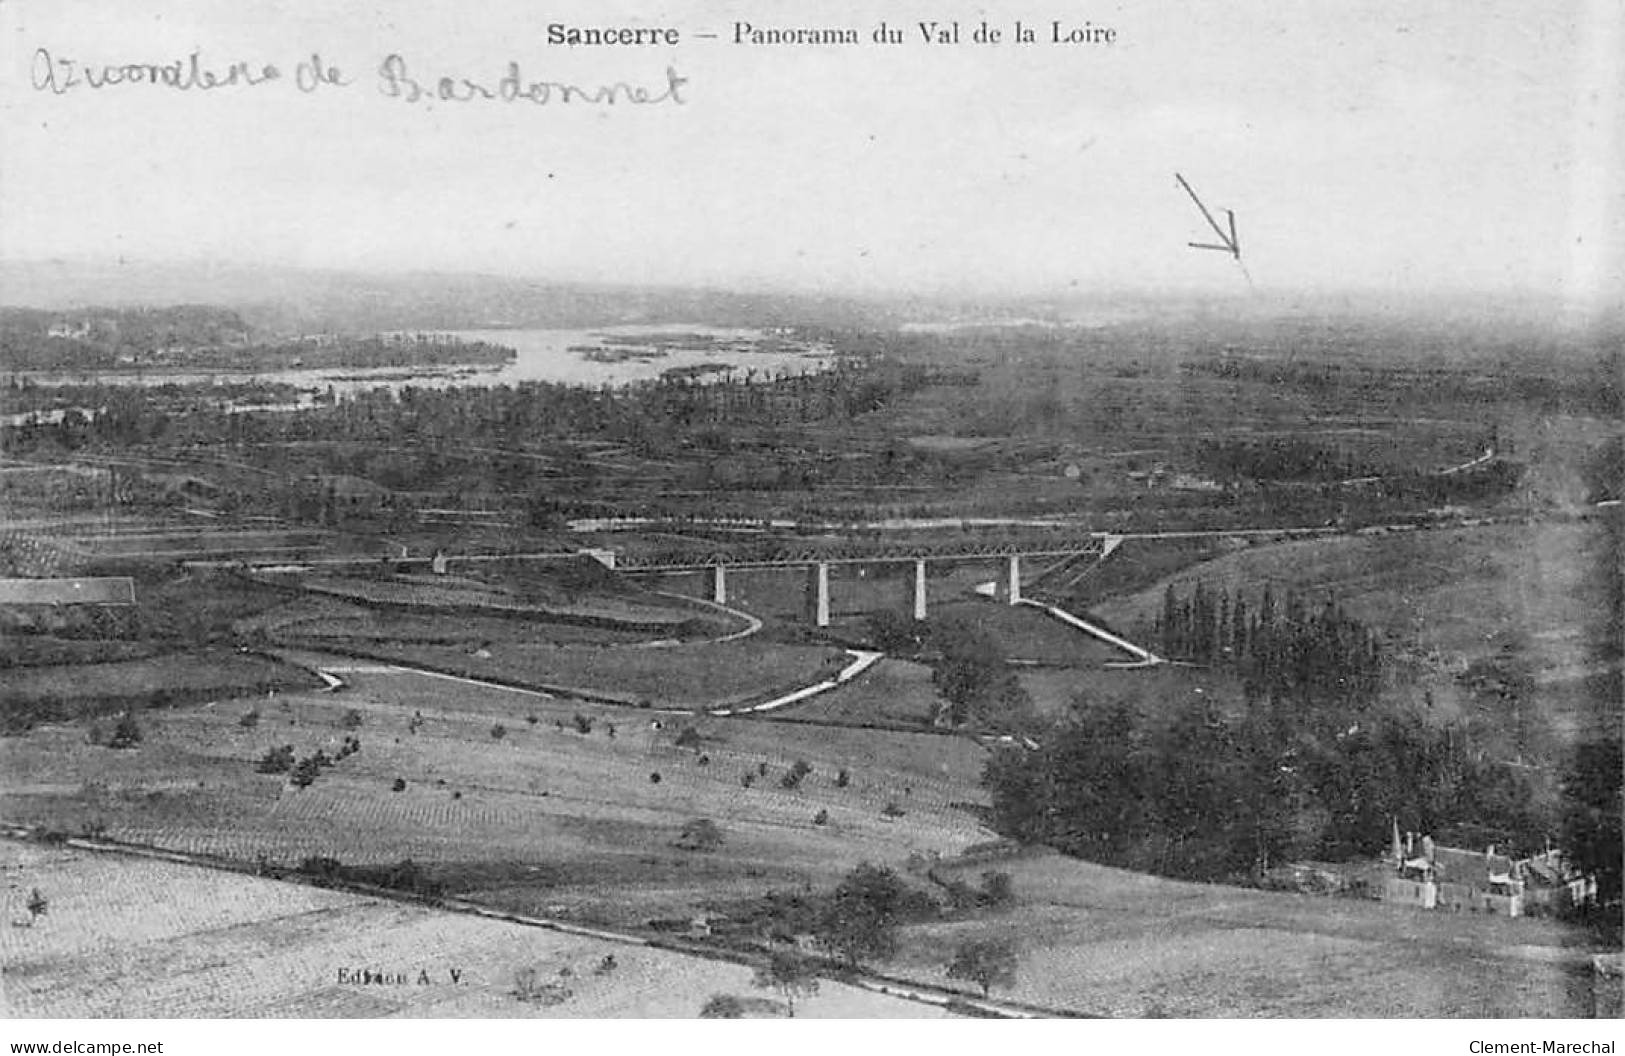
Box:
[813,862,910,967]
[946,937,1019,999]
[25,888,48,926]
[752,948,819,1018]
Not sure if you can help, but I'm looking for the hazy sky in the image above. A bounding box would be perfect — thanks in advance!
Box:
[2,0,1620,311]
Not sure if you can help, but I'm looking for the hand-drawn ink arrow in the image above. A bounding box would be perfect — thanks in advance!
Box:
[1175,172,1252,285]
[1175,172,1239,258]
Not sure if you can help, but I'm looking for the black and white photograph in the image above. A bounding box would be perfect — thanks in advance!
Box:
[1,0,1620,1034]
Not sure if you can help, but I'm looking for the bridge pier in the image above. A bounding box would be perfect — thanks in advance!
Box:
[1005,554,1022,606]
[711,564,727,605]
[911,558,928,621]
[806,561,831,627]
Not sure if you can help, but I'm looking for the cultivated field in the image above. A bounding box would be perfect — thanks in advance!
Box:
[0,663,993,928]
[1,842,942,1018]
[0,649,321,727]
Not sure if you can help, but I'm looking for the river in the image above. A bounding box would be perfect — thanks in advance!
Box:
[7,326,833,402]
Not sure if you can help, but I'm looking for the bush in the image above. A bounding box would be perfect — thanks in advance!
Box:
[380,857,438,896]
[835,769,851,788]
[741,772,755,788]
[392,777,407,792]
[980,871,1015,908]
[780,759,813,790]
[649,771,662,784]
[290,756,321,789]
[675,818,724,851]
[699,994,745,1019]
[813,809,829,826]
[946,937,1019,998]
[869,610,927,654]
[257,744,296,774]
[341,709,364,730]
[882,802,906,819]
[572,713,594,735]
[107,712,142,750]
[298,855,343,880]
[239,709,261,729]
[674,725,703,750]
[490,723,508,740]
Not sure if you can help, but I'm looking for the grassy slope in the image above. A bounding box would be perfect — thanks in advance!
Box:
[330,639,850,709]
[1,842,940,1019]
[0,649,320,710]
[1093,523,1599,673]
[0,668,991,928]
[895,849,1594,1017]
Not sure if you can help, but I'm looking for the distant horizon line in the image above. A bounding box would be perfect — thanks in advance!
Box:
[0,253,1594,312]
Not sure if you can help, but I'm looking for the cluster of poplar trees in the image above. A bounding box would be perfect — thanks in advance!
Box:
[1155,582,1383,708]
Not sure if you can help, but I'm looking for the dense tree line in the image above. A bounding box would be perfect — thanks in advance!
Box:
[1192,437,1385,484]
[1156,582,1384,709]
[983,700,1550,881]
[3,357,934,461]
[1188,352,1623,418]
[1,360,957,523]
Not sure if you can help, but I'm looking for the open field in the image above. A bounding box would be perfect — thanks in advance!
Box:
[883,847,1598,1017]
[1050,536,1242,608]
[1015,664,1248,723]
[295,571,702,630]
[322,639,851,709]
[0,663,992,928]
[0,842,942,1018]
[928,599,1130,667]
[247,595,685,648]
[0,649,321,730]
[766,658,948,728]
